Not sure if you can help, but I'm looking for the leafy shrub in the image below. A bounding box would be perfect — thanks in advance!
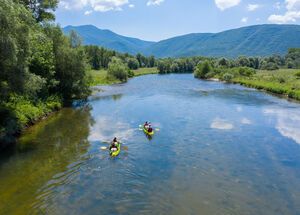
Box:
[194,61,212,79]
[128,69,135,78]
[238,67,256,77]
[261,62,279,70]
[277,77,286,83]
[5,94,62,128]
[222,73,234,82]
[107,57,128,82]
[204,71,217,79]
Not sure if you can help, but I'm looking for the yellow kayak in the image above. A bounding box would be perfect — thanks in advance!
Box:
[110,143,121,157]
[143,127,154,136]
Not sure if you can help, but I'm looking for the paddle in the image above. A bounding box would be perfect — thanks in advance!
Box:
[139,124,160,131]
[100,141,127,151]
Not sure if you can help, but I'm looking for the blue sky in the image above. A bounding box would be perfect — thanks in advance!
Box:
[55,0,300,41]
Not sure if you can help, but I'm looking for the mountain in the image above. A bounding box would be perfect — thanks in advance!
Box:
[63,24,300,58]
[63,25,154,54]
[146,25,300,58]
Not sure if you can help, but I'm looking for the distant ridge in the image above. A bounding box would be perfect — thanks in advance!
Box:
[63,24,300,58]
[63,25,154,54]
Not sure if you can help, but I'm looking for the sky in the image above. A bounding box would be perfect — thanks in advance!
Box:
[55,0,300,41]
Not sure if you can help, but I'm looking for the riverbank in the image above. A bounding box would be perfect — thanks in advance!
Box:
[0,96,62,150]
[233,69,300,101]
[0,68,159,150]
[87,67,158,86]
[196,68,300,102]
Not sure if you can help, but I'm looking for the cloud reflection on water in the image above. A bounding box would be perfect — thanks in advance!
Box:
[241,118,252,125]
[211,118,234,130]
[264,108,300,145]
[88,116,135,142]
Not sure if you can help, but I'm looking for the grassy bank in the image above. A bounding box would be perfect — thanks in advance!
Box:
[87,67,158,86]
[233,69,300,100]
[87,69,122,86]
[0,96,62,149]
[133,67,159,76]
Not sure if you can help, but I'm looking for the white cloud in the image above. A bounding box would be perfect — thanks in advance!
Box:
[268,0,300,23]
[286,0,300,10]
[215,0,241,11]
[247,4,261,11]
[129,4,134,8]
[269,11,300,23]
[60,0,129,12]
[84,10,93,15]
[241,17,248,23]
[211,118,234,130]
[274,2,281,10]
[147,0,164,6]
[60,0,88,10]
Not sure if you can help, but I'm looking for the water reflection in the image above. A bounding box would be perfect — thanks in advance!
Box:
[88,116,135,142]
[241,117,252,124]
[88,93,123,102]
[264,107,300,144]
[1,74,300,215]
[211,118,234,130]
[0,108,92,214]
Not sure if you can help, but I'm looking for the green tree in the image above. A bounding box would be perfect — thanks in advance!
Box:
[0,0,34,99]
[237,56,250,67]
[127,57,139,70]
[47,25,90,102]
[85,46,101,70]
[286,48,300,69]
[194,61,212,79]
[148,55,156,67]
[218,58,228,67]
[29,31,57,97]
[107,57,128,82]
[18,0,58,22]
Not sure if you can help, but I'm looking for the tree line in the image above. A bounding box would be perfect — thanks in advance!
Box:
[193,48,300,82]
[157,48,300,75]
[0,0,90,147]
[84,45,157,81]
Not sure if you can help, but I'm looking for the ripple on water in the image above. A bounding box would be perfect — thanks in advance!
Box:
[1,74,300,215]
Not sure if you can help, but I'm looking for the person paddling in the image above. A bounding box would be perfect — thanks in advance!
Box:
[148,125,153,133]
[109,137,119,151]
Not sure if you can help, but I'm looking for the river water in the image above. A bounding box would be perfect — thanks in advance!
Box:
[1,74,300,215]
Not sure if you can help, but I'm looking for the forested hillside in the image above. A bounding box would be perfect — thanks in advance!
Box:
[64,24,300,58]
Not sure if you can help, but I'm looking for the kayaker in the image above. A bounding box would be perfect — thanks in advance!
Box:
[109,137,119,151]
[148,126,153,133]
[144,121,149,129]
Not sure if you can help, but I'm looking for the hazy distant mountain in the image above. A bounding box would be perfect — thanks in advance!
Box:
[63,25,154,54]
[63,24,300,58]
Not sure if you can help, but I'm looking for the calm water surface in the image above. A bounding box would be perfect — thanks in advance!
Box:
[1,74,300,215]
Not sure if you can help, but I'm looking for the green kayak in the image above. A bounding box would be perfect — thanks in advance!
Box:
[110,143,121,157]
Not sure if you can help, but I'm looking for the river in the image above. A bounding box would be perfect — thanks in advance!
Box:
[1,74,300,214]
